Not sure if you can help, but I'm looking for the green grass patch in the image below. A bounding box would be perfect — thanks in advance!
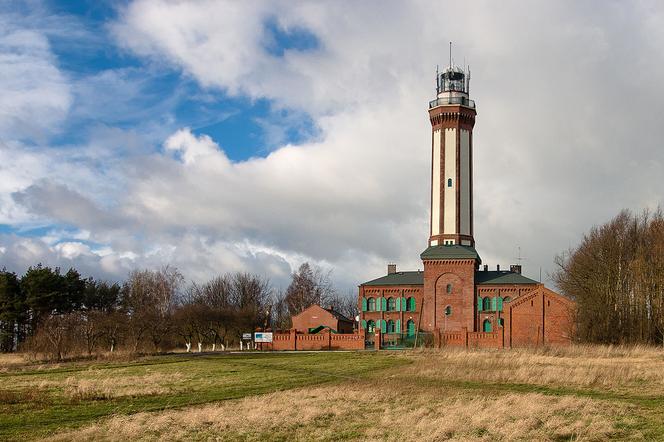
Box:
[0,352,409,441]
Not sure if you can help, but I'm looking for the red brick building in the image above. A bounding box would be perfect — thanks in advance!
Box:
[291,304,354,334]
[358,64,574,347]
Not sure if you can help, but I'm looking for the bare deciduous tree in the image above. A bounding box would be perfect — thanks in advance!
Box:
[554,209,664,344]
[284,263,335,316]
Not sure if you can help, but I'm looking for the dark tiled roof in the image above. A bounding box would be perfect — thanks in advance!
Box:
[324,307,353,322]
[420,245,482,262]
[360,271,424,286]
[474,271,539,285]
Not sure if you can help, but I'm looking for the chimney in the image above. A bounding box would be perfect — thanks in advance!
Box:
[510,264,522,275]
[496,264,500,271]
[387,264,397,275]
[483,264,488,271]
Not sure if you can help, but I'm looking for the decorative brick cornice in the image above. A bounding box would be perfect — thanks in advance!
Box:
[423,259,477,265]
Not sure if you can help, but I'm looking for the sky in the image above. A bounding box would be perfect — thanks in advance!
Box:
[1,0,663,294]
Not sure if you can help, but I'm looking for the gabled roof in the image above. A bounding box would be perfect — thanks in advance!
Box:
[360,271,424,286]
[420,245,482,262]
[324,307,353,323]
[475,271,538,285]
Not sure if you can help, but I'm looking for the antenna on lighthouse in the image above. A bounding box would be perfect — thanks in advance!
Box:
[449,42,452,68]
[436,64,440,94]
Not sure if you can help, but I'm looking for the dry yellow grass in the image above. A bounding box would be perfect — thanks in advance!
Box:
[61,370,189,400]
[0,365,191,402]
[0,353,29,372]
[45,382,627,441]
[44,347,645,441]
[403,345,664,394]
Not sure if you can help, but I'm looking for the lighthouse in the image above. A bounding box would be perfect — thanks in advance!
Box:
[356,58,573,348]
[428,64,476,247]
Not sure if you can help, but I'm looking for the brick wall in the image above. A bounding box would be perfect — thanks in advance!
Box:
[359,285,423,336]
[505,286,574,348]
[291,305,353,334]
[423,259,475,332]
[467,331,503,349]
[264,329,366,351]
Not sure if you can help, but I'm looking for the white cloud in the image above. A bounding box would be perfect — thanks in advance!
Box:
[3,1,664,292]
[54,241,93,259]
[0,23,71,141]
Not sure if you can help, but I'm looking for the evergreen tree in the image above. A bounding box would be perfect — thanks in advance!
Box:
[0,269,25,352]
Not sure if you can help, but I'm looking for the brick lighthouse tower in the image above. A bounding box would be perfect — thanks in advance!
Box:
[421,59,481,331]
[428,63,476,247]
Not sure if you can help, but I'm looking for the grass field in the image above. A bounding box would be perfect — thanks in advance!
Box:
[2,346,664,441]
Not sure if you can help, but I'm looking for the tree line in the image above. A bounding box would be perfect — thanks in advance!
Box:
[554,209,664,345]
[0,262,357,359]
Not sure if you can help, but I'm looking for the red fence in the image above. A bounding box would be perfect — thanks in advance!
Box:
[434,328,504,349]
[265,329,365,351]
[264,328,504,351]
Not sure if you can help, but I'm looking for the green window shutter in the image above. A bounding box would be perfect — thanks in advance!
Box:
[401,297,406,311]
[362,298,367,312]
[411,298,416,311]
[491,297,497,311]
[396,319,401,333]
[376,297,381,311]
[380,320,386,333]
[361,320,367,330]
[407,320,415,336]
[477,296,483,312]
[382,298,387,311]
[396,297,401,311]
[497,297,503,311]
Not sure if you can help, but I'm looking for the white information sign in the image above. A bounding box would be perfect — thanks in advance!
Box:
[254,332,273,343]
[242,333,252,340]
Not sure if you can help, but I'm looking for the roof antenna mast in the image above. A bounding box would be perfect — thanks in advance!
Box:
[449,41,452,69]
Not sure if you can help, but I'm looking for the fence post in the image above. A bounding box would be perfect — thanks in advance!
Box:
[290,328,297,351]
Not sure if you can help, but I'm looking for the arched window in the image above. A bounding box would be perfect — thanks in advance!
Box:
[379,319,387,333]
[407,297,416,312]
[406,319,416,336]
[444,305,452,316]
[446,283,453,294]
[497,297,504,311]
[447,178,453,187]
[483,297,492,311]
[483,319,492,333]
[368,297,376,311]
[477,296,483,312]
[387,320,395,333]
[367,320,376,333]
[387,297,396,311]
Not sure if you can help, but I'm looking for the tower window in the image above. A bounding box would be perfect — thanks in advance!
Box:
[446,283,453,294]
[447,178,453,187]
[444,305,452,316]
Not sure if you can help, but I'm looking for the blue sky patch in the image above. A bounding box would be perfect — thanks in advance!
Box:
[263,18,320,57]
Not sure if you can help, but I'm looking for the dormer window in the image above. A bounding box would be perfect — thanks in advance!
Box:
[447,178,453,187]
